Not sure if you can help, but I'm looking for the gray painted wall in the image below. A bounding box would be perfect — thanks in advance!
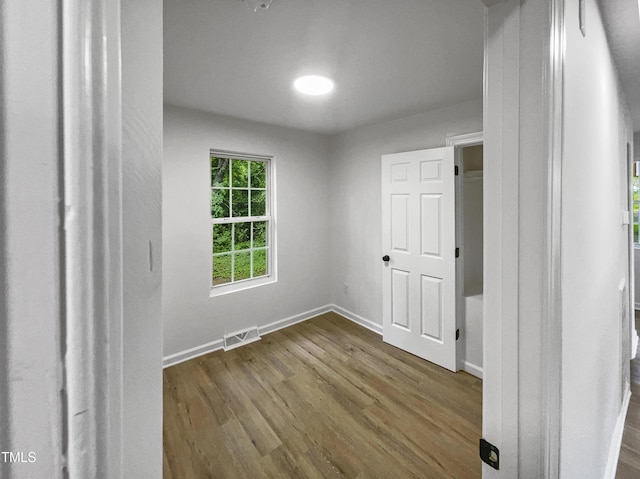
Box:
[560,0,634,476]
[163,105,331,358]
[122,0,163,476]
[328,99,483,326]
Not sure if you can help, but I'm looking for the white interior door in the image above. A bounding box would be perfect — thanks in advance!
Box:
[381,146,457,371]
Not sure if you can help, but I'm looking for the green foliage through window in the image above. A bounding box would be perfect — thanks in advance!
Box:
[211,155,270,287]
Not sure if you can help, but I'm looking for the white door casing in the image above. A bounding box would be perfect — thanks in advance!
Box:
[381,146,457,371]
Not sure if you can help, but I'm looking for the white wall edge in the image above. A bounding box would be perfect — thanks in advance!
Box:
[633,329,639,359]
[603,386,632,479]
[63,0,124,475]
[463,361,484,379]
[329,304,383,335]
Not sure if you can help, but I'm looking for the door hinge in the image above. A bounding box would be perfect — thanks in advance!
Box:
[455,247,460,258]
[479,439,499,470]
[454,165,459,176]
[456,329,460,341]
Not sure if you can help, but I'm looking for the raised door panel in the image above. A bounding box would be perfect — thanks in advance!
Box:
[421,194,442,258]
[391,163,409,183]
[391,269,410,330]
[391,194,409,252]
[420,275,443,341]
[420,159,442,182]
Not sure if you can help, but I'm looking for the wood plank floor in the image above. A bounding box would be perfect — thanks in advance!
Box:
[616,312,640,478]
[163,312,483,478]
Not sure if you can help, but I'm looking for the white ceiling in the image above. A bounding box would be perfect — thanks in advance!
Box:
[164,0,485,134]
[599,0,640,130]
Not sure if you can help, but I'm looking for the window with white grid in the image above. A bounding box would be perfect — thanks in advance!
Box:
[210,152,274,293]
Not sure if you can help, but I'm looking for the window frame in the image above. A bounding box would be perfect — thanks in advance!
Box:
[209,149,277,296]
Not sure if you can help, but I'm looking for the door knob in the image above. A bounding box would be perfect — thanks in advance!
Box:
[382,255,390,262]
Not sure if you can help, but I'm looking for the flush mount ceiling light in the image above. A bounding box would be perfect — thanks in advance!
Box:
[243,0,273,12]
[293,75,335,96]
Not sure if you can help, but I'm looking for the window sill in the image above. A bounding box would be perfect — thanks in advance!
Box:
[210,275,277,297]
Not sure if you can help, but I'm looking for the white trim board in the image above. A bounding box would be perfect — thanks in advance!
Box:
[446,131,484,147]
[62,1,125,475]
[163,338,224,368]
[463,361,484,379]
[603,386,632,479]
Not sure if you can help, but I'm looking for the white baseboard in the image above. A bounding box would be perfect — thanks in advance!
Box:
[162,338,224,368]
[258,305,332,336]
[635,303,640,311]
[329,304,383,335]
[163,304,484,383]
[462,361,483,379]
[633,329,639,359]
[162,305,332,368]
[603,386,632,479]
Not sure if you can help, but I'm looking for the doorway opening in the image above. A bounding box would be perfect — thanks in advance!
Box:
[629,142,639,357]
[452,136,484,379]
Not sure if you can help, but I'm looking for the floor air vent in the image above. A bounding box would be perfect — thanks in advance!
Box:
[223,327,261,351]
